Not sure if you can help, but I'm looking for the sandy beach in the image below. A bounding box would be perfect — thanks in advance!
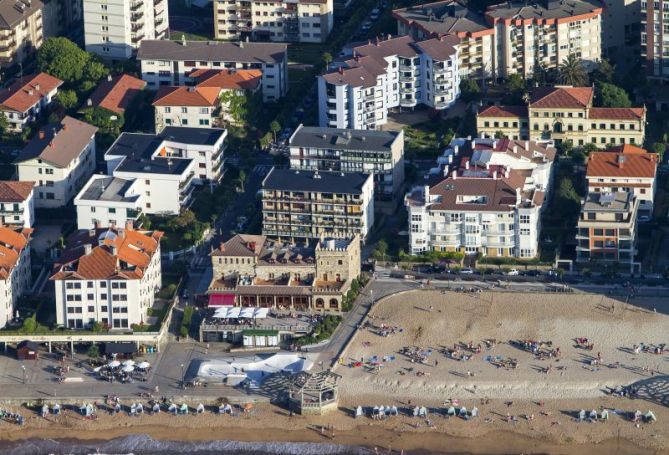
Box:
[0,289,667,454]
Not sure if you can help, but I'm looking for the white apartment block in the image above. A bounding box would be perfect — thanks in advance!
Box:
[642,0,669,79]
[585,145,658,219]
[0,226,32,328]
[137,39,288,102]
[51,224,162,330]
[15,116,98,209]
[288,124,405,214]
[393,0,602,80]
[405,137,556,257]
[262,167,375,241]
[213,0,334,43]
[83,0,168,60]
[0,72,63,132]
[74,175,144,230]
[104,127,226,214]
[0,181,35,227]
[152,86,222,132]
[318,35,460,130]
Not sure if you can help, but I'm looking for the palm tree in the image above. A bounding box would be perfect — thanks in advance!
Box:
[557,54,588,87]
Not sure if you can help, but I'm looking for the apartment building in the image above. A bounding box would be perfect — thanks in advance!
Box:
[318,35,460,130]
[575,191,639,272]
[74,175,143,230]
[0,72,63,132]
[601,0,639,59]
[405,137,556,257]
[208,234,360,311]
[41,0,82,38]
[261,168,374,241]
[51,224,163,330]
[394,0,602,79]
[213,0,334,43]
[83,0,169,60]
[0,226,32,328]
[0,181,35,227]
[104,127,226,214]
[86,74,146,114]
[642,0,669,78]
[476,86,646,147]
[137,39,288,102]
[585,145,657,219]
[288,124,404,213]
[0,0,43,69]
[394,0,495,79]
[15,116,97,209]
[153,86,222,132]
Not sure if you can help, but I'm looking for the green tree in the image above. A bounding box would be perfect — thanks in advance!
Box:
[138,213,152,229]
[502,74,527,104]
[219,90,248,124]
[558,54,588,87]
[371,239,389,261]
[652,142,666,163]
[597,83,631,108]
[55,89,79,110]
[83,107,124,136]
[459,78,481,103]
[21,315,38,333]
[259,132,273,150]
[0,112,8,135]
[84,59,109,83]
[269,120,281,142]
[592,59,615,84]
[322,51,333,69]
[37,37,90,83]
[238,169,246,192]
[87,344,100,358]
[555,177,581,219]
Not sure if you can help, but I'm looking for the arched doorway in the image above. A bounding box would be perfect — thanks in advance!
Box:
[553,122,563,133]
[315,298,325,309]
[329,299,338,309]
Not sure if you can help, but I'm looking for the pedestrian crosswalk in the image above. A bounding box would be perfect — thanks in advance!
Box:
[252,164,273,176]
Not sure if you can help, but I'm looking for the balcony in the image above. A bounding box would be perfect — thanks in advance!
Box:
[131,11,144,21]
[179,171,195,190]
[0,40,16,52]
[130,0,143,11]
[131,33,145,43]
[126,208,142,219]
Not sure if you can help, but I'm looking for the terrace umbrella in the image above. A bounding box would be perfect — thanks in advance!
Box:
[122,365,135,373]
[122,359,135,367]
[137,362,151,369]
[108,360,121,368]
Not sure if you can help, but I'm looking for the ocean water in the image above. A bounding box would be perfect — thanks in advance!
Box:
[0,434,380,455]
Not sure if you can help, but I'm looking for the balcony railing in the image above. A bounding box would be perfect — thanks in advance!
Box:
[130,0,144,11]
[179,172,195,190]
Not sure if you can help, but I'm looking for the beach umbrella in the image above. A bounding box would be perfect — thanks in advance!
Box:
[122,365,135,373]
[122,359,135,367]
[108,360,121,368]
[137,361,151,369]
[93,366,102,373]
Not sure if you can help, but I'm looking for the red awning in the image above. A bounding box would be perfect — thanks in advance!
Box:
[209,294,235,306]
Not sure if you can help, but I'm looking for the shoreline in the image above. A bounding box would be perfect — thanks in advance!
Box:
[0,422,657,455]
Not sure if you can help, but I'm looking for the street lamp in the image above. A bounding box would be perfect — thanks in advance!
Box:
[180,363,185,389]
[21,365,26,384]
[370,289,374,307]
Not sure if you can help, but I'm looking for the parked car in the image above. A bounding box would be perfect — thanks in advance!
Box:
[459,268,474,275]
[507,268,520,276]
[370,8,380,20]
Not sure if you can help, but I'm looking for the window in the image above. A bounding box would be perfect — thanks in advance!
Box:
[411,214,422,222]
[101,306,108,312]
[199,119,209,126]
[164,107,171,113]
[87,293,94,300]
[109,208,116,214]
[181,107,188,113]
[100,293,107,300]
[519,215,530,224]
[88,306,95,312]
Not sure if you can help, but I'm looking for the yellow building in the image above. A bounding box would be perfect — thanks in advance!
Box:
[476,86,646,147]
[0,0,43,69]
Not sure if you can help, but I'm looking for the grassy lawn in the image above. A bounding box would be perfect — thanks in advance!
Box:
[288,44,329,66]
[404,116,460,159]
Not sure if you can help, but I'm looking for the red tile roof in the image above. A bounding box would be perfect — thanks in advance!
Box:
[87,74,146,114]
[589,107,645,120]
[0,73,63,113]
[51,226,163,281]
[152,86,221,107]
[586,148,657,178]
[530,86,594,109]
[0,181,34,202]
[189,69,263,91]
[478,105,528,118]
[0,226,32,280]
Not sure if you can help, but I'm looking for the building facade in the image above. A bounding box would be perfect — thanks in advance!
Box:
[0,181,35,227]
[15,116,97,209]
[318,35,460,130]
[0,226,32,328]
[575,191,639,272]
[153,86,222,132]
[208,234,360,311]
[405,137,556,257]
[476,86,646,147]
[41,0,83,38]
[104,127,226,214]
[261,167,374,241]
[51,224,163,330]
[288,124,404,214]
[642,0,669,78]
[74,175,143,230]
[137,39,288,102]
[585,145,657,219]
[83,0,168,60]
[394,0,602,80]
[213,0,334,43]
[0,72,63,132]
[0,0,43,69]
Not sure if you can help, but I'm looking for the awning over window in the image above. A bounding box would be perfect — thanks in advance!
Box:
[209,294,235,306]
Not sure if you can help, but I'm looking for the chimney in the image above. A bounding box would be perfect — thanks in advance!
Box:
[525,140,529,150]
[28,89,33,96]
[493,170,498,179]
[492,140,497,148]
[485,162,490,169]
[84,244,92,255]
[515,188,521,205]
[465,161,470,170]
[111,245,118,256]
[504,167,509,178]
[423,185,430,202]
[453,145,459,154]
[107,74,112,82]
[452,170,457,180]
[338,66,344,74]
[513,145,518,154]
[471,139,476,148]
[617,154,625,168]
[38,130,45,139]
[34,83,40,91]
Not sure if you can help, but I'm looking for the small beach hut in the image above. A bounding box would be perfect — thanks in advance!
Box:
[196,403,205,414]
[447,406,456,416]
[600,409,609,421]
[168,403,177,414]
[179,403,189,415]
[578,409,586,422]
[41,404,48,418]
[459,407,467,418]
[52,403,61,415]
[419,406,428,417]
[389,406,398,416]
[471,407,479,417]
[136,403,144,414]
[645,411,657,423]
[114,403,121,414]
[355,405,363,418]
[412,406,419,417]
[152,403,160,414]
[130,403,138,416]
[634,410,642,422]
[589,410,597,421]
